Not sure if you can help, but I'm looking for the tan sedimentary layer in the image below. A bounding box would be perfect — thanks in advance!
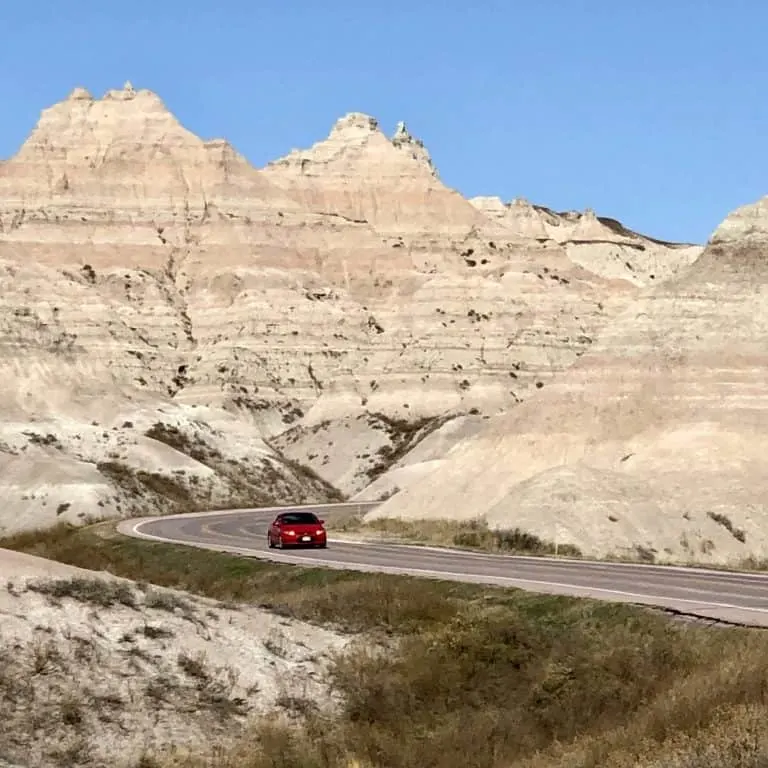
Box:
[0,82,702,535]
[372,239,768,565]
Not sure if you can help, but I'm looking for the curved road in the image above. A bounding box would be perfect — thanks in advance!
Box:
[118,502,768,628]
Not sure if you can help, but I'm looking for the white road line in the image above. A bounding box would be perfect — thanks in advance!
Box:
[127,508,768,582]
[196,523,768,603]
[123,520,768,618]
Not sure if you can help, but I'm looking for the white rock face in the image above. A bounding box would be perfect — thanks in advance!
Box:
[262,110,470,237]
[0,84,703,535]
[469,195,703,286]
[372,234,768,565]
[711,195,768,244]
[0,550,347,766]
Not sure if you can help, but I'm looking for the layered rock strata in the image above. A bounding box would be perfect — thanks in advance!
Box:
[0,83,702,532]
[370,218,768,565]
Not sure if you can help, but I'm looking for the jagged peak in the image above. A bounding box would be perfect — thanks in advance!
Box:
[389,119,437,177]
[330,112,380,136]
[6,82,210,162]
[101,82,167,107]
[265,111,439,178]
[103,81,136,100]
[392,120,409,140]
[67,87,93,102]
[391,120,423,147]
[29,83,177,126]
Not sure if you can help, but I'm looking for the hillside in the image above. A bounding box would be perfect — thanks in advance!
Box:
[0,544,346,766]
[370,193,768,565]
[0,82,702,534]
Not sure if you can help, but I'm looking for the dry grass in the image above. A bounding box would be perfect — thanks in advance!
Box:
[0,523,467,634]
[338,516,768,573]
[3,523,768,767]
[146,614,768,768]
[336,515,583,557]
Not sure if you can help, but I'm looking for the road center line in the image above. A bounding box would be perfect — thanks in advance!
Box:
[125,519,768,619]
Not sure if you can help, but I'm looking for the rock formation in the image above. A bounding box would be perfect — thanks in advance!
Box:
[710,195,768,244]
[469,196,703,286]
[0,83,703,536]
[369,207,768,565]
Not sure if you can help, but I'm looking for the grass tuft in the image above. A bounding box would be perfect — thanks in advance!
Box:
[26,576,138,609]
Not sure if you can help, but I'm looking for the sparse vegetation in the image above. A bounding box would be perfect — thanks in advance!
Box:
[5,522,768,767]
[0,620,255,767]
[0,522,461,634]
[141,421,345,509]
[23,430,63,449]
[96,460,196,513]
[143,587,196,616]
[177,650,208,680]
[145,422,212,463]
[338,515,583,557]
[708,510,747,543]
[139,623,174,640]
[276,454,346,503]
[364,412,454,482]
[26,576,138,609]
[377,486,400,502]
[635,544,658,563]
[80,263,96,283]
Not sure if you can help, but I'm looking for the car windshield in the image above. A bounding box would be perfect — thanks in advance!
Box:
[279,512,320,525]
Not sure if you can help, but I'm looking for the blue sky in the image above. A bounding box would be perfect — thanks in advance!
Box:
[1,0,766,244]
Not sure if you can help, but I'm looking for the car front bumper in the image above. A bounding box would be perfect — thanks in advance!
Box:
[281,535,326,547]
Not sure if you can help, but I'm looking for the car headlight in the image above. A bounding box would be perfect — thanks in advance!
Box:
[285,530,296,536]
[316,530,324,535]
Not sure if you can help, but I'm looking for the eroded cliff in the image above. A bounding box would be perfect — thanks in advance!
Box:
[0,83,702,532]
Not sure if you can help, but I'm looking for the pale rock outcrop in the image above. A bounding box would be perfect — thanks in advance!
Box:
[390,120,438,175]
[0,83,703,535]
[0,551,347,767]
[351,414,489,501]
[371,211,768,566]
[469,195,703,286]
[272,411,479,497]
[0,398,339,536]
[710,195,768,244]
[0,86,640,424]
[0,83,301,267]
[262,111,481,238]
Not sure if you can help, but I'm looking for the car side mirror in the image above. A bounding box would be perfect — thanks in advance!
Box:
[318,519,325,525]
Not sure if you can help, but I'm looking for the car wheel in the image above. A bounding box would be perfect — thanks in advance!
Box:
[316,542,327,549]
[275,536,283,549]
[268,535,275,549]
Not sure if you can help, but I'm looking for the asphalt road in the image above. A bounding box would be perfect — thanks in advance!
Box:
[118,502,768,628]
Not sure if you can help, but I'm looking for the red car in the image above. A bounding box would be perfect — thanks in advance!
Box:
[267,510,328,549]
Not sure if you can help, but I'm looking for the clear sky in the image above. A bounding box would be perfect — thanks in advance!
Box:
[1,0,766,244]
